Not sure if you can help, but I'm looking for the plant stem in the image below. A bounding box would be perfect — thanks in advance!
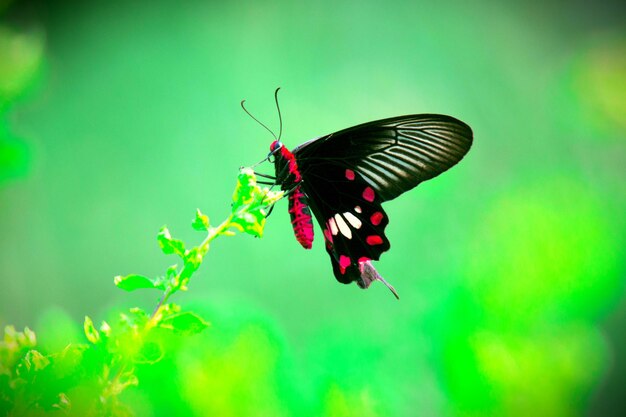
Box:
[147,214,233,326]
[149,288,172,321]
[199,215,234,251]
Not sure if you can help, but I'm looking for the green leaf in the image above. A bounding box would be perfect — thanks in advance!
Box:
[152,265,177,290]
[3,325,17,344]
[16,349,50,378]
[51,393,71,412]
[99,320,111,337]
[230,209,266,238]
[192,208,210,231]
[2,326,37,351]
[232,168,257,209]
[83,316,100,344]
[23,327,36,347]
[168,247,207,291]
[3,325,39,351]
[233,168,282,208]
[157,226,186,256]
[166,264,179,278]
[184,247,204,271]
[230,168,283,238]
[159,311,209,335]
[135,341,164,364]
[114,274,158,292]
[25,349,50,371]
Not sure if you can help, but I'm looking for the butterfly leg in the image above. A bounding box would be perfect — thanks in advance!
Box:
[253,172,276,180]
[263,182,302,218]
[357,261,399,299]
[260,181,290,219]
[264,203,276,218]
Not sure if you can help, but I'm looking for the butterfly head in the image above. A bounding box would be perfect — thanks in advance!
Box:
[269,140,283,153]
[268,140,283,163]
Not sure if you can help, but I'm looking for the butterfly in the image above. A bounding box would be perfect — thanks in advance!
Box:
[245,90,473,298]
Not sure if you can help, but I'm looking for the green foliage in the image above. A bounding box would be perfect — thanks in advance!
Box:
[0,325,81,413]
[159,311,209,336]
[0,169,282,416]
[114,274,163,292]
[230,169,281,237]
[191,209,210,232]
[0,23,44,184]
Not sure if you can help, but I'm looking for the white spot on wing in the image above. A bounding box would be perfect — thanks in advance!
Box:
[355,206,362,214]
[334,214,352,239]
[328,218,338,235]
[344,212,362,229]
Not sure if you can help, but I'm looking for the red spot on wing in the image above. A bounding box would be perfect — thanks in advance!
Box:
[323,228,334,249]
[370,212,383,226]
[358,256,370,263]
[363,186,375,202]
[366,235,383,245]
[323,228,333,243]
[345,169,355,180]
[339,255,351,274]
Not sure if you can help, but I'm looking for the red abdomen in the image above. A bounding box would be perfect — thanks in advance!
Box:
[288,186,314,249]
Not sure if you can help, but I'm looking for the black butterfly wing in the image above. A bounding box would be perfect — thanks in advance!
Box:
[298,163,390,285]
[294,114,473,202]
[293,114,472,286]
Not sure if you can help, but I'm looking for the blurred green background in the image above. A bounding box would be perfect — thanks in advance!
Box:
[1,0,625,415]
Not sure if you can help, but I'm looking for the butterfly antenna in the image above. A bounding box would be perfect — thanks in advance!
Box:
[274,87,283,141]
[241,99,278,141]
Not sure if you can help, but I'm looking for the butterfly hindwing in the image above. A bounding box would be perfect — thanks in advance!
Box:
[299,163,390,284]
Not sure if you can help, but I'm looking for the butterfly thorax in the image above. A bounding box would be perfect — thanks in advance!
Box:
[271,141,314,249]
[271,141,301,187]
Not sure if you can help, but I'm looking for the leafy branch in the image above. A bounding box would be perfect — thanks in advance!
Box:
[0,168,282,416]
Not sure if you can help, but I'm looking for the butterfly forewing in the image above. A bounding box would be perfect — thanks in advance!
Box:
[294,114,473,202]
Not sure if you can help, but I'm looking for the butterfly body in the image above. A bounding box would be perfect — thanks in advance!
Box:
[267,114,473,297]
[271,141,315,249]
